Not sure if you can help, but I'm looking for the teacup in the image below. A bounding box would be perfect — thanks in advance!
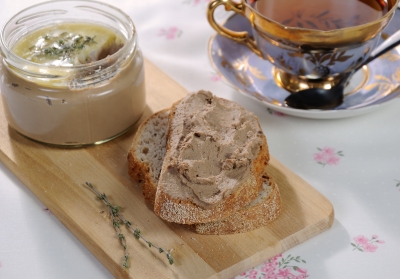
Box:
[207,0,399,92]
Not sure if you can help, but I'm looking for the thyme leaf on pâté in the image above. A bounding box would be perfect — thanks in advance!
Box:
[37,35,96,59]
[84,182,174,267]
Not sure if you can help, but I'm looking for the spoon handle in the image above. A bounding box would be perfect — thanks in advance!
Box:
[369,29,400,61]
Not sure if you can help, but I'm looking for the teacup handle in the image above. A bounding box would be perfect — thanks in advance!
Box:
[207,0,262,57]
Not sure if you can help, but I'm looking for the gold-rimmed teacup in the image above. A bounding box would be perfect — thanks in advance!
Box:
[207,0,399,92]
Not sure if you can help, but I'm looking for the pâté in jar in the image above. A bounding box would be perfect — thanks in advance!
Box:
[0,0,146,146]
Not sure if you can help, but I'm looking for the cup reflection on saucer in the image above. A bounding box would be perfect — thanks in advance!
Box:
[207,0,399,92]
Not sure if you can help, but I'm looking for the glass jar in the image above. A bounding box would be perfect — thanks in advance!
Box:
[0,0,146,146]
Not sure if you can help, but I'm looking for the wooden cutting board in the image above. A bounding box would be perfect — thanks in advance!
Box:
[0,59,334,279]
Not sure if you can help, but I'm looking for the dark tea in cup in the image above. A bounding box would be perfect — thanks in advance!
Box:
[255,0,391,31]
[208,0,398,92]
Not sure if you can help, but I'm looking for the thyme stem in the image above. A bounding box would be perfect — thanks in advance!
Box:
[108,205,130,268]
[84,182,174,267]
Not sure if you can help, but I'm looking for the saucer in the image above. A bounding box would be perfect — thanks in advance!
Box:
[208,14,400,119]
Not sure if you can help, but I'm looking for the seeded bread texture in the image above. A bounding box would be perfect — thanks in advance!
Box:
[153,90,270,224]
[154,173,262,224]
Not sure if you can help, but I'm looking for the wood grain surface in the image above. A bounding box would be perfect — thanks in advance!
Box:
[0,59,334,279]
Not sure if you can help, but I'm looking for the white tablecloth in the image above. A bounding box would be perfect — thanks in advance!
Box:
[1,1,400,278]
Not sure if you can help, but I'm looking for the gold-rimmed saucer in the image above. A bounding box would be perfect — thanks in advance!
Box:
[208,13,400,119]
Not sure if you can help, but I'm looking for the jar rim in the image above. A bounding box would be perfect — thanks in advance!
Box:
[0,0,137,72]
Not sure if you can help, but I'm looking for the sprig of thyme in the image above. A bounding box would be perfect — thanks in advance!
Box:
[84,182,174,267]
[105,202,130,268]
[38,35,96,58]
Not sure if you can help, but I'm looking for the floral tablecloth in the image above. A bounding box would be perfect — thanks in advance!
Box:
[1,0,400,279]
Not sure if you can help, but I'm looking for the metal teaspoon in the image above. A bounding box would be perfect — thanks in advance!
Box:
[284,29,400,110]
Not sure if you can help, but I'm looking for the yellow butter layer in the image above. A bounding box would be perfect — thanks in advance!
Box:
[13,22,125,66]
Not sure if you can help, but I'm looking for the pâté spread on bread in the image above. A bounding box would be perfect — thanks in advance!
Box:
[162,91,266,206]
[128,91,282,234]
[0,1,145,146]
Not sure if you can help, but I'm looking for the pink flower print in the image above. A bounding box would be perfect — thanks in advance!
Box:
[248,270,259,279]
[277,268,292,277]
[351,234,384,252]
[235,254,308,279]
[158,27,182,40]
[263,274,278,279]
[363,243,378,252]
[313,152,325,162]
[293,267,308,279]
[271,253,282,261]
[314,147,344,167]
[264,260,278,268]
[353,235,369,245]
[296,267,307,274]
[321,147,335,155]
[261,265,276,273]
[271,253,282,262]
[326,155,340,165]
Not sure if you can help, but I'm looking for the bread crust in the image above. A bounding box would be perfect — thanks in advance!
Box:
[154,172,262,224]
[191,174,282,234]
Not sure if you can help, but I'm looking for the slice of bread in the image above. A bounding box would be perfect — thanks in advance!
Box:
[128,91,269,224]
[154,91,270,224]
[128,107,281,234]
[128,109,169,205]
